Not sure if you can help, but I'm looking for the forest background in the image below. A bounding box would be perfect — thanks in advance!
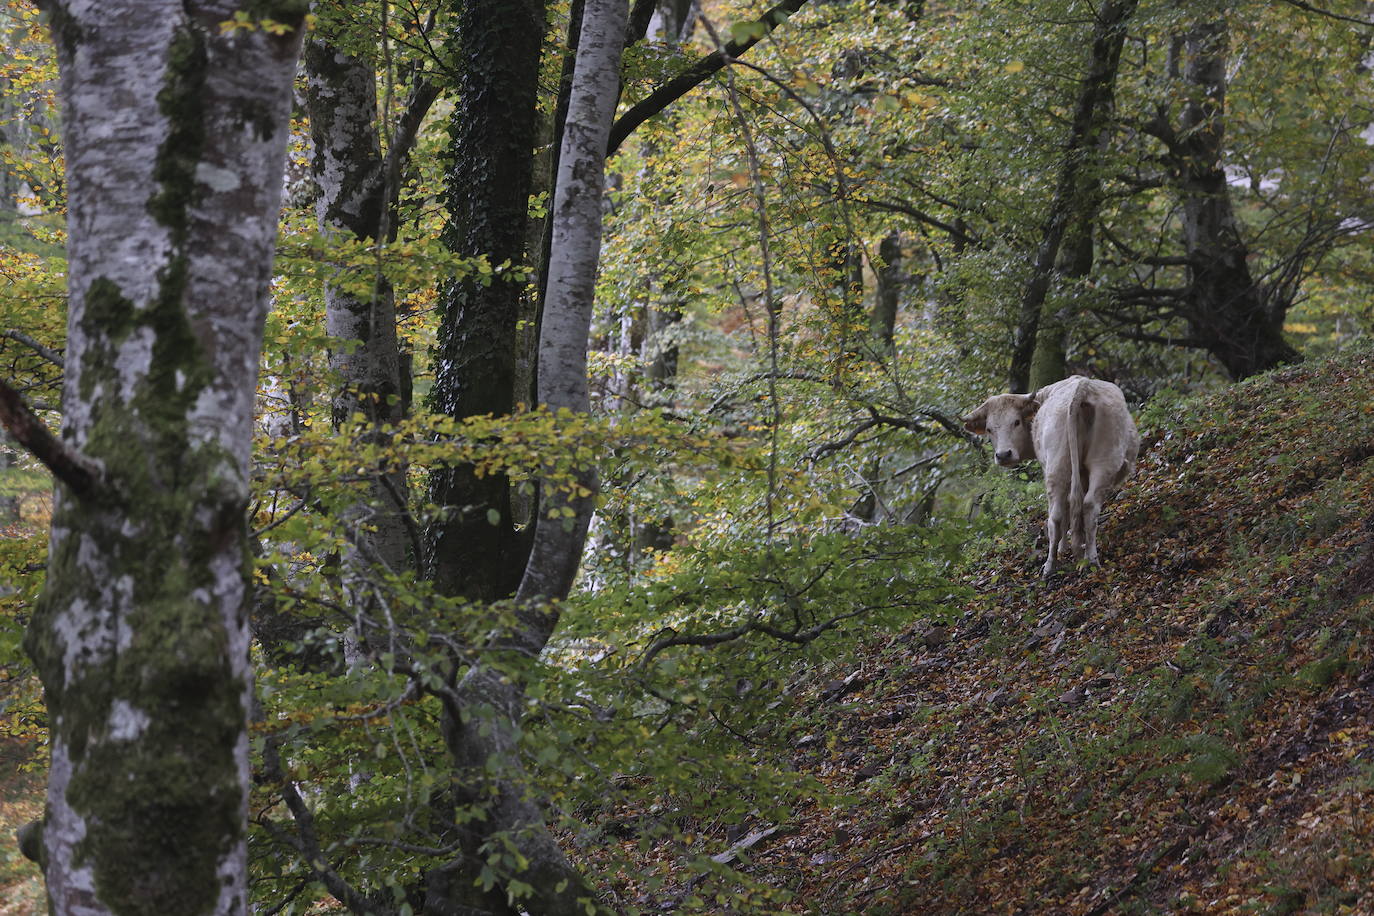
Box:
[0,0,1372,913]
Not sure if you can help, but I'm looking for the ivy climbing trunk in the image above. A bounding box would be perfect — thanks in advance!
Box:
[426,0,546,602]
[426,1,628,912]
[19,3,303,914]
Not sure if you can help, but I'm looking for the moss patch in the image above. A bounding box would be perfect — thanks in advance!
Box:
[23,21,254,914]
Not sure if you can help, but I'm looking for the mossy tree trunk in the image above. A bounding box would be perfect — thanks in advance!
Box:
[19,3,303,913]
[1007,0,1137,393]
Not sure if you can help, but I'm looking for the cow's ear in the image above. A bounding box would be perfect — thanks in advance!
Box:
[1019,395,1040,419]
[963,408,987,435]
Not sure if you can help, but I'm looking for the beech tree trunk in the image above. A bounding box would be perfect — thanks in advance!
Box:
[19,3,303,914]
[516,0,625,611]
[427,2,628,912]
[305,37,415,578]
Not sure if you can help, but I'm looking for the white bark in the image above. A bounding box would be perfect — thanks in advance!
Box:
[429,4,626,912]
[515,0,626,611]
[25,3,303,913]
[306,37,411,576]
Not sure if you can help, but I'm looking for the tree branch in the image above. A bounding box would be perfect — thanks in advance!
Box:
[855,197,983,248]
[2,329,65,368]
[260,735,382,916]
[806,406,981,461]
[626,0,658,45]
[0,377,100,497]
[1274,0,1373,26]
[606,0,813,156]
[380,76,440,187]
[638,606,871,668]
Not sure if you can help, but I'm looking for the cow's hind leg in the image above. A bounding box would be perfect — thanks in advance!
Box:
[1081,482,1111,567]
[1043,492,1068,577]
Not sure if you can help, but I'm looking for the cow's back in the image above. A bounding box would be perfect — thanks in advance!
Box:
[1033,376,1138,486]
[1029,377,1083,476]
[1079,378,1139,483]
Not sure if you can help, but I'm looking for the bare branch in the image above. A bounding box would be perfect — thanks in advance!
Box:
[2,330,64,368]
[638,606,871,667]
[0,377,101,497]
[260,735,382,916]
[707,370,831,413]
[1274,0,1373,26]
[807,406,980,462]
[607,0,813,156]
[380,76,440,188]
[855,197,983,248]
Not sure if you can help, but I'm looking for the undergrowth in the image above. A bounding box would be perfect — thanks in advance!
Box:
[677,345,1374,915]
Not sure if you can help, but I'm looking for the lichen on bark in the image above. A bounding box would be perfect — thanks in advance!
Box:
[24,3,303,911]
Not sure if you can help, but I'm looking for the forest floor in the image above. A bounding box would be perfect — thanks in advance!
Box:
[720,349,1374,914]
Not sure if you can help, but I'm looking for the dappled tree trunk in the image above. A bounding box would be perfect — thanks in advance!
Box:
[1007,0,1137,392]
[305,37,419,577]
[517,0,624,630]
[1147,20,1300,380]
[18,3,302,913]
[426,0,546,602]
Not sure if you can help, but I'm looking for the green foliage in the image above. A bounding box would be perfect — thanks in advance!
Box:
[6,0,1374,911]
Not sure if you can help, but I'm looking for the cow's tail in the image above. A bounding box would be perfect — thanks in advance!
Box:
[1068,378,1087,555]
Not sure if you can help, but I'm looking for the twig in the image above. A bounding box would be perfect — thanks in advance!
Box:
[638,605,870,668]
[1084,831,1195,916]
[260,735,380,915]
[1275,0,1373,26]
[606,0,813,155]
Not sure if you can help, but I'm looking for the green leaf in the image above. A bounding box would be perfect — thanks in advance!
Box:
[728,20,768,44]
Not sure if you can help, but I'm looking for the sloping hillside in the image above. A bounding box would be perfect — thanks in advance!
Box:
[744,349,1374,914]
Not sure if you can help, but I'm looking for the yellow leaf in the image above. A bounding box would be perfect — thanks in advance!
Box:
[1005,60,1025,73]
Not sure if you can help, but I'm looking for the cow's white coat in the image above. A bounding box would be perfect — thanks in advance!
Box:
[964,376,1140,576]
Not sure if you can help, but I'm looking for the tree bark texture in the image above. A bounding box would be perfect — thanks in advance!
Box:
[1028,218,1091,391]
[22,3,303,914]
[1007,0,1137,392]
[425,0,547,602]
[873,231,901,348]
[305,37,412,576]
[427,4,629,912]
[1155,20,1300,380]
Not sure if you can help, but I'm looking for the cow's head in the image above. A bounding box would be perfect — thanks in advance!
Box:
[963,393,1038,467]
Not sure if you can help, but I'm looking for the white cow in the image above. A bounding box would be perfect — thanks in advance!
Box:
[963,376,1139,576]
